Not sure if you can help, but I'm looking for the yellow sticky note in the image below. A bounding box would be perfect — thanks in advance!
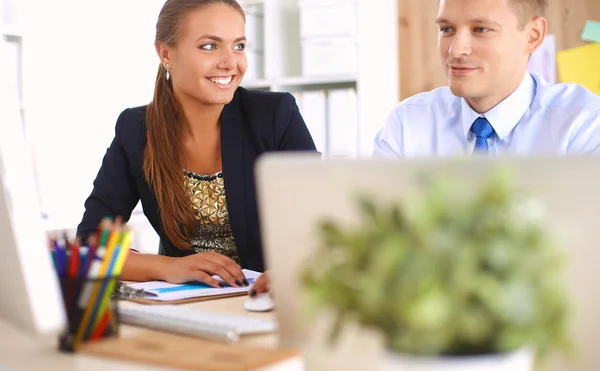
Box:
[556,43,600,95]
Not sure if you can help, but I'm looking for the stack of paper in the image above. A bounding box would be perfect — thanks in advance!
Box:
[128,269,262,302]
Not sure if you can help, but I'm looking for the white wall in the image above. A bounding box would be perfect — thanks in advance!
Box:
[22,0,165,227]
[356,0,398,155]
[17,0,399,252]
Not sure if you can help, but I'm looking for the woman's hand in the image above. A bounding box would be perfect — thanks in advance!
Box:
[163,251,249,288]
[249,270,270,297]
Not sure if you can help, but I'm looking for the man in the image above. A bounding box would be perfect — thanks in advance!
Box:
[374,0,600,156]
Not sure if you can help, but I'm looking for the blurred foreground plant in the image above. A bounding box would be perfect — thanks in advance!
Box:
[302,168,572,363]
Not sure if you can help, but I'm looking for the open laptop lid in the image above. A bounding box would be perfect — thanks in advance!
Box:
[255,153,600,370]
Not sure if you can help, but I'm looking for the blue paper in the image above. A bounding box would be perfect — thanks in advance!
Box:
[151,278,256,294]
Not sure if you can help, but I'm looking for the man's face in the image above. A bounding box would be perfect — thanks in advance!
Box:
[437,0,538,110]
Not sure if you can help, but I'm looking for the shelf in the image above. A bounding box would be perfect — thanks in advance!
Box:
[241,74,357,90]
[239,0,265,6]
[279,74,357,86]
[1,24,23,37]
[240,78,271,89]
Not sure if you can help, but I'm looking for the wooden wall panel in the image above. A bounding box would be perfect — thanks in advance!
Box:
[397,0,443,99]
[397,0,600,100]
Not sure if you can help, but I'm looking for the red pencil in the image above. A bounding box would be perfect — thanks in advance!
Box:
[69,241,80,278]
[89,309,110,341]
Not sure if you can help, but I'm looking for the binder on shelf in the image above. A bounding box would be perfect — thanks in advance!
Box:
[327,88,358,157]
[295,90,327,154]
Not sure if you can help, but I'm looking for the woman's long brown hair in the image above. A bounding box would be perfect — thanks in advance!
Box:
[144,0,245,249]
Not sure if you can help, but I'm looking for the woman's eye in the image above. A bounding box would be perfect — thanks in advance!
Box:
[200,44,216,50]
[234,43,246,51]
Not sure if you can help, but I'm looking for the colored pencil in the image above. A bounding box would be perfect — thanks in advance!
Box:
[48,217,133,350]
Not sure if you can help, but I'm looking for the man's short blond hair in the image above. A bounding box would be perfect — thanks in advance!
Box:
[510,0,547,28]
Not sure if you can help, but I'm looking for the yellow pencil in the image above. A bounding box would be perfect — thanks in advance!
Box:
[107,231,134,332]
[91,230,133,331]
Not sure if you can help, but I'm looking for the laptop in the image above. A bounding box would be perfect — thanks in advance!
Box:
[0,67,66,335]
[255,153,600,371]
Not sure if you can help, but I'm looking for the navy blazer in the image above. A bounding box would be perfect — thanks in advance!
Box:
[76,87,317,272]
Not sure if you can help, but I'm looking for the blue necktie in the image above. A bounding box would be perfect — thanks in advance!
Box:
[471,117,494,154]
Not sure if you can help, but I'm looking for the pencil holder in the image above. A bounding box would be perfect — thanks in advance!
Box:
[58,275,121,352]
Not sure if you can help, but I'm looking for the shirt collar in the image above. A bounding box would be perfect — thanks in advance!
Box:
[461,72,535,140]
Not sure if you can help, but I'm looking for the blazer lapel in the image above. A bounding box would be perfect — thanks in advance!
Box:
[220,98,248,267]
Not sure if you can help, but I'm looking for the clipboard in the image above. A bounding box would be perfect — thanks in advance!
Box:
[80,330,300,371]
[123,290,247,305]
[119,269,261,305]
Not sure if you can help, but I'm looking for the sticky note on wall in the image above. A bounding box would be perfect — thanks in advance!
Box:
[581,20,600,43]
[556,43,600,95]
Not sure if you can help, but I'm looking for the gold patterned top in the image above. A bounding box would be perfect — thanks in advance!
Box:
[183,169,240,264]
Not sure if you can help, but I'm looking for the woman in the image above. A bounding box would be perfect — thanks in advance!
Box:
[76,0,316,290]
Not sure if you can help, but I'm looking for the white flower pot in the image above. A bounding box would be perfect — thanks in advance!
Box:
[382,347,535,371]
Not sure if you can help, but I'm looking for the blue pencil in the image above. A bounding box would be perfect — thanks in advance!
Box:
[82,244,122,340]
[53,240,66,277]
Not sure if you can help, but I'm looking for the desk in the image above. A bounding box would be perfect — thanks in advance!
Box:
[0,296,303,371]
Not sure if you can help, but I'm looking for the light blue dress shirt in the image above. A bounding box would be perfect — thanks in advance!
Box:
[373,73,600,156]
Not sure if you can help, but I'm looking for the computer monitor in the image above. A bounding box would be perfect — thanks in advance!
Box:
[255,153,600,371]
[0,49,66,335]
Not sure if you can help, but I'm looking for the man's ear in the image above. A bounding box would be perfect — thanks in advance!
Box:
[155,42,171,67]
[525,15,547,55]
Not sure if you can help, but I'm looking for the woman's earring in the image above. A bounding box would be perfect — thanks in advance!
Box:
[165,64,171,81]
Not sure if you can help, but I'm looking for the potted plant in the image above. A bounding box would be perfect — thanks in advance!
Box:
[301,168,572,371]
